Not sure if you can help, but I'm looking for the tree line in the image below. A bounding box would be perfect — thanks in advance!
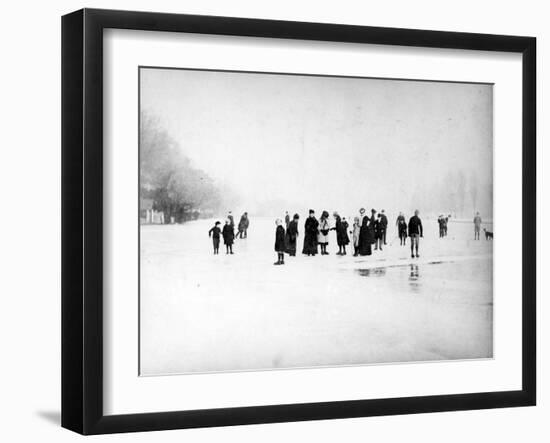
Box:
[140,112,223,223]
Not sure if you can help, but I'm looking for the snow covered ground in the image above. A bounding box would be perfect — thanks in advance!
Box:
[140,216,493,375]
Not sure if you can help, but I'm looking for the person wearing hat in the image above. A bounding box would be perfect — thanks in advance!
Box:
[332,212,350,255]
[317,210,331,255]
[274,219,286,265]
[358,208,373,256]
[285,213,300,256]
[302,209,319,256]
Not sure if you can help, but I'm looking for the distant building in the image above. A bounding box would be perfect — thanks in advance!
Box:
[140,198,164,224]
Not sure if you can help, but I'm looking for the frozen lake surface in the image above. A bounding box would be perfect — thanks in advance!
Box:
[140,216,493,375]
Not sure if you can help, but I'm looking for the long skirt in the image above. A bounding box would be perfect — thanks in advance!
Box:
[302,232,318,255]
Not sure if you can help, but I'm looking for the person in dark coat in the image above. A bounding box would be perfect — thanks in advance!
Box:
[274,219,286,265]
[380,210,388,245]
[357,208,372,256]
[374,214,383,251]
[208,221,221,254]
[285,213,299,256]
[408,209,423,259]
[237,212,249,239]
[332,212,350,255]
[222,219,235,254]
[396,212,407,246]
[302,209,319,256]
[369,209,378,245]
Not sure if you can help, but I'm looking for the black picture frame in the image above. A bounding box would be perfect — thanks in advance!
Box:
[62,8,536,435]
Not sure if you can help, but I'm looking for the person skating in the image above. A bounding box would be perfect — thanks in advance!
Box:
[285,213,299,256]
[318,210,331,255]
[474,212,482,240]
[274,219,286,265]
[351,216,361,256]
[408,209,423,259]
[222,219,235,254]
[380,209,388,245]
[236,212,249,239]
[302,209,319,256]
[208,221,221,254]
[332,212,350,255]
[396,212,407,246]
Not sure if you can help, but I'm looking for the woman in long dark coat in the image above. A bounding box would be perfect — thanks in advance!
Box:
[285,214,299,256]
[302,210,319,256]
[357,213,372,256]
[222,219,235,254]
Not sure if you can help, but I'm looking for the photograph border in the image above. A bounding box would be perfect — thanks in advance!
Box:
[62,8,536,435]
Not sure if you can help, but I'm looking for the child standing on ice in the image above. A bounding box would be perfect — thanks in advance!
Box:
[274,219,286,265]
[222,219,235,254]
[208,221,221,254]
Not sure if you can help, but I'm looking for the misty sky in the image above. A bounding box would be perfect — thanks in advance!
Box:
[140,67,493,218]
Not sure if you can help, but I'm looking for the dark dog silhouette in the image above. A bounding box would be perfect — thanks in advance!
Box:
[483,228,493,240]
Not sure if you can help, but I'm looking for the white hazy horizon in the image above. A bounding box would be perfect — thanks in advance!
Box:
[140,68,493,218]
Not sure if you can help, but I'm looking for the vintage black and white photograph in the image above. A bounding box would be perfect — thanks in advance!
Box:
[139,67,493,376]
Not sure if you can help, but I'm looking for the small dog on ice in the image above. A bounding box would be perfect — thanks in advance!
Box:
[483,228,493,240]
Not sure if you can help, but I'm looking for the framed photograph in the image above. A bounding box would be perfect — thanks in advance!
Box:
[62,8,536,435]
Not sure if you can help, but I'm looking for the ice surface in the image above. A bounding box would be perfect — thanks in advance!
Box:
[140,216,493,375]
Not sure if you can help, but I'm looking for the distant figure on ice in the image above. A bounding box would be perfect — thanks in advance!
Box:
[408,209,423,259]
[369,209,378,247]
[332,212,350,255]
[274,219,286,265]
[318,210,331,255]
[438,215,446,238]
[357,208,373,256]
[302,209,319,256]
[374,213,383,251]
[474,212,482,240]
[380,209,388,245]
[285,211,290,229]
[222,219,235,254]
[351,216,361,256]
[396,212,407,246]
[208,221,221,254]
[237,212,249,239]
[285,213,300,256]
[444,214,450,236]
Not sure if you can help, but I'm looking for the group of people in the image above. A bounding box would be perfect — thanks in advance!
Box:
[274,208,423,265]
[209,208,485,263]
[208,211,249,254]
